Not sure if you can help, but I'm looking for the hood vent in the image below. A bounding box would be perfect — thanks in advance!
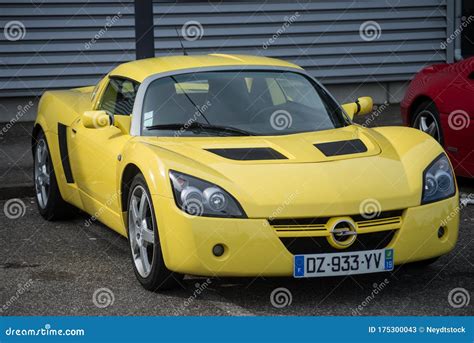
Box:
[314,139,368,157]
[206,147,287,161]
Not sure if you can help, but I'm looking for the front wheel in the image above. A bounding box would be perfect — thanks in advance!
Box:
[127,174,183,291]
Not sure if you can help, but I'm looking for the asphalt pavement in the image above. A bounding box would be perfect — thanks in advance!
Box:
[0,193,472,316]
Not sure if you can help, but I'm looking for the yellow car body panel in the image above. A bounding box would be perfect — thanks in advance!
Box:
[33,54,460,277]
[110,54,302,83]
[152,196,459,276]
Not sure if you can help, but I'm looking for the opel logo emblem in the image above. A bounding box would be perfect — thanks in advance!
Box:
[327,218,357,249]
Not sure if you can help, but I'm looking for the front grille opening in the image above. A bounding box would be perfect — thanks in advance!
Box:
[280,230,397,255]
[268,210,404,229]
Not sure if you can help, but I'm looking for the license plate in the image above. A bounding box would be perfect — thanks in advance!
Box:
[294,249,394,278]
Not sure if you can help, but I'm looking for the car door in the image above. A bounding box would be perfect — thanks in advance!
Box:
[69,77,139,226]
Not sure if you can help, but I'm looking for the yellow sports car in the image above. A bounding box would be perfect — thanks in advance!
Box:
[33,54,459,290]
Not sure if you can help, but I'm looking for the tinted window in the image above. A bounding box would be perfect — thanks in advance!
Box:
[142,71,347,136]
[100,78,139,116]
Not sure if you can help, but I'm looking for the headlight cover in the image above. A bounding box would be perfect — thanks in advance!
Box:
[422,154,456,204]
[169,170,246,218]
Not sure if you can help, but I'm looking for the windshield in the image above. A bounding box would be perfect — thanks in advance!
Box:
[141,71,348,137]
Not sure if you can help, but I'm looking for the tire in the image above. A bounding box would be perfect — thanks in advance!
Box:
[126,173,184,291]
[412,101,444,145]
[33,130,73,221]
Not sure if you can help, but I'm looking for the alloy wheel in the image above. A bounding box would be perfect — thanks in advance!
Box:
[414,110,441,142]
[128,185,155,278]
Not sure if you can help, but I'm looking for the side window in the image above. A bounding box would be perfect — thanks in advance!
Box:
[99,78,139,116]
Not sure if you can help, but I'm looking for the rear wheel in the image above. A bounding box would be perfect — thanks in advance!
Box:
[33,130,73,220]
[412,101,444,145]
[127,174,183,291]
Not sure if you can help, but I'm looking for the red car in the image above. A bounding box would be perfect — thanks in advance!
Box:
[401,57,474,178]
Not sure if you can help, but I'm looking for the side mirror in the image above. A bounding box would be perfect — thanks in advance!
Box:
[82,110,112,129]
[342,96,373,119]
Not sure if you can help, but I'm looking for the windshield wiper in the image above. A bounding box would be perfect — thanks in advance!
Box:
[145,122,256,136]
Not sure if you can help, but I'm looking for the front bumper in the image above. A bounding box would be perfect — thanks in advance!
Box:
[153,195,459,277]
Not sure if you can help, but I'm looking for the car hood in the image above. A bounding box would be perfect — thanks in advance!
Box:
[138,125,439,218]
[145,125,381,164]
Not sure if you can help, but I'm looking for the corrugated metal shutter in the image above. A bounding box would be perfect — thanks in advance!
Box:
[154,0,449,84]
[0,0,135,97]
[0,0,448,97]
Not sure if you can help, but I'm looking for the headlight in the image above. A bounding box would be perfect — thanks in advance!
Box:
[169,170,246,218]
[422,154,456,204]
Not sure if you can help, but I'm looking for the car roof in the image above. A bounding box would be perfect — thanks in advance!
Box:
[109,54,302,82]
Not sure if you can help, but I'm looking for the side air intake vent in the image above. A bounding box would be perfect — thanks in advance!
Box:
[206,148,287,161]
[314,139,368,157]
